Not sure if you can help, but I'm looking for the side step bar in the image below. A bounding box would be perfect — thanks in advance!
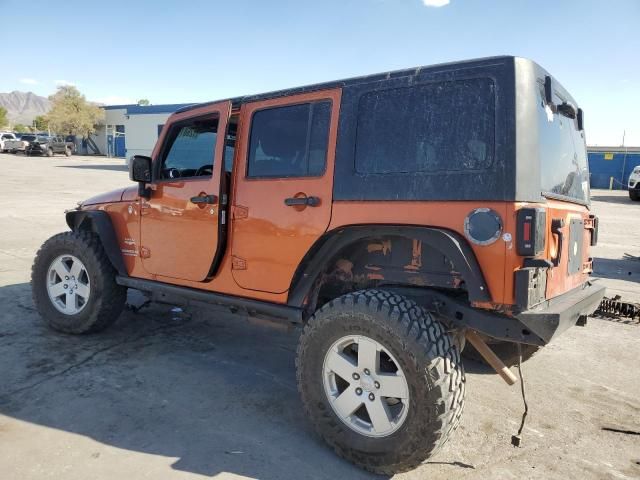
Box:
[116,276,303,324]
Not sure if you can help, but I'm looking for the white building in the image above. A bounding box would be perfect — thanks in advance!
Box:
[89,103,192,158]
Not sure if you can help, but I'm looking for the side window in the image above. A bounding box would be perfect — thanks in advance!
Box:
[354,79,495,175]
[160,117,218,179]
[247,101,331,178]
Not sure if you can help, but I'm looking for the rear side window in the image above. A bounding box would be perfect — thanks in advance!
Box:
[247,101,331,178]
[354,78,495,174]
[160,117,218,179]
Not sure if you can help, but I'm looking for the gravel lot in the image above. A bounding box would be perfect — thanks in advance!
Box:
[0,153,638,480]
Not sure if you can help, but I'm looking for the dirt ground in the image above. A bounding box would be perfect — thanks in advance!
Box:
[0,153,638,480]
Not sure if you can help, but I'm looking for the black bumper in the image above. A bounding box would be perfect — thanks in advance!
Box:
[26,146,45,155]
[515,281,606,345]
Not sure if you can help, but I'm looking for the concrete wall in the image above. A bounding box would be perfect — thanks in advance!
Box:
[123,112,170,158]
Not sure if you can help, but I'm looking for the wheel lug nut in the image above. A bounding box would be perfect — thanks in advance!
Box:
[369,393,375,401]
[352,373,360,380]
[364,368,370,375]
[65,276,69,280]
[63,284,68,289]
[355,387,363,396]
[374,381,380,389]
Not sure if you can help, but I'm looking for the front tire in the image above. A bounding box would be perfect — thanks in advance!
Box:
[296,290,465,475]
[31,231,126,334]
[629,190,639,201]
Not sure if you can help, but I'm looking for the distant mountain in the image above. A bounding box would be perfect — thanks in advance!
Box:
[0,91,51,125]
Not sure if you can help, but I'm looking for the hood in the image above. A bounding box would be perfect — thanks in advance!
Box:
[81,187,127,206]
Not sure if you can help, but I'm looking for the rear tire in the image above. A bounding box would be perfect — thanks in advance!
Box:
[629,190,639,201]
[296,289,465,475]
[31,231,126,334]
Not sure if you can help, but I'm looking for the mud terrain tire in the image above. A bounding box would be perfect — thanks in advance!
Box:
[296,289,465,475]
[31,231,126,334]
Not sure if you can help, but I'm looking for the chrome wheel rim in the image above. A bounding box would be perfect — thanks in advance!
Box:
[322,335,410,438]
[46,255,90,315]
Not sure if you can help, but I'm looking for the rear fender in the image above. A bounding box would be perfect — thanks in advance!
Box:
[288,225,491,310]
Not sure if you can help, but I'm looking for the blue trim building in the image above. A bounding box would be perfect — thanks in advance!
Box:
[91,103,193,158]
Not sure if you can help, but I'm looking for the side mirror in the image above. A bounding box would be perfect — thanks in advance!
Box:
[129,155,152,182]
[129,155,152,199]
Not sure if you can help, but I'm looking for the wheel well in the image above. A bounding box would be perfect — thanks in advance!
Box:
[288,226,490,317]
[65,210,127,276]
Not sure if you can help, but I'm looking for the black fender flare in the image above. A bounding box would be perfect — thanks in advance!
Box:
[287,225,491,308]
[65,210,127,276]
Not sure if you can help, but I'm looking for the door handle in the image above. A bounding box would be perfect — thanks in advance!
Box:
[190,194,217,205]
[284,196,320,207]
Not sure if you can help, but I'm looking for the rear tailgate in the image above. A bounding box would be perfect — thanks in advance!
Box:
[545,199,595,300]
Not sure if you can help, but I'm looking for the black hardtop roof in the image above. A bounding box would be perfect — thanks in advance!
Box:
[175,55,538,115]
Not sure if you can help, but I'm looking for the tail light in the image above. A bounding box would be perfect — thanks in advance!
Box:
[516,208,546,257]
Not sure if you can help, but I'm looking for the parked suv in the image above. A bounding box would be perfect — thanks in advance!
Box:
[31,56,604,474]
[26,135,75,156]
[628,166,640,201]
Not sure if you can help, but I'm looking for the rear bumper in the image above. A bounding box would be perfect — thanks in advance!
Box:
[516,281,606,344]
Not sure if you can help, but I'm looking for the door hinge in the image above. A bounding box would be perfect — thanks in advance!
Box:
[232,205,248,220]
[140,201,151,216]
[231,255,247,270]
[140,246,151,259]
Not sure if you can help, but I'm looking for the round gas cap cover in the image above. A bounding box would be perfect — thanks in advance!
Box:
[464,208,503,246]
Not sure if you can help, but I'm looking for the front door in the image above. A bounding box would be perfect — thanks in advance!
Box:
[231,89,341,293]
[140,101,231,281]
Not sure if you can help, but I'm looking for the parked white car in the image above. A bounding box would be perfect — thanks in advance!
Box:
[628,165,640,201]
[0,132,17,152]
[4,134,37,153]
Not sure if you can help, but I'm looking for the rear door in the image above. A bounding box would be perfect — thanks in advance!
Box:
[231,89,341,293]
[139,101,231,281]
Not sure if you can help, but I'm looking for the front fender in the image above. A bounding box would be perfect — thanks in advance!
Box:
[65,209,127,276]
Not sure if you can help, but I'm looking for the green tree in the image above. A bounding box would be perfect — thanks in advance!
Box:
[46,86,104,137]
[137,99,150,106]
[34,115,48,131]
[14,124,28,133]
[0,107,8,129]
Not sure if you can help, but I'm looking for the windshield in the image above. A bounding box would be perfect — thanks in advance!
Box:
[537,84,589,203]
[21,135,36,141]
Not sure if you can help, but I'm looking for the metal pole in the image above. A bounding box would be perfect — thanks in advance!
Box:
[621,130,628,188]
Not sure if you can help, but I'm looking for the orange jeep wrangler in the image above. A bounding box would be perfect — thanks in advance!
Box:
[32,56,604,474]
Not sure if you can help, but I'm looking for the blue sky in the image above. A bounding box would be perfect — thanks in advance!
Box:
[1,0,638,145]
